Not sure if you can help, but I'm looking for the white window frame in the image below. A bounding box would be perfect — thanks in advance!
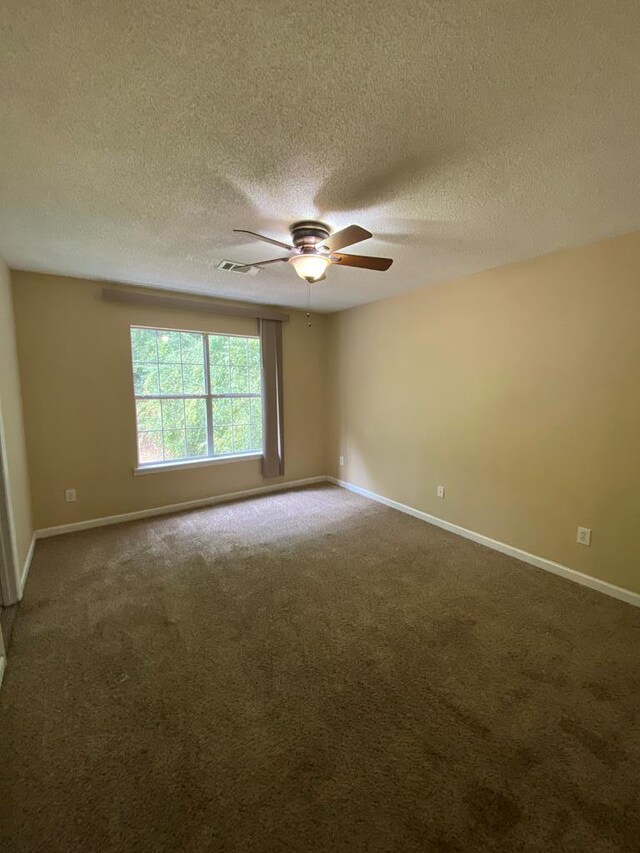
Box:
[130,325,263,473]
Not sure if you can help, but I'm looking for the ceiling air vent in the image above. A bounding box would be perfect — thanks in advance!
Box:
[216,260,261,276]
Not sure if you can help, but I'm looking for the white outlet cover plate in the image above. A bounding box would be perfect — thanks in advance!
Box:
[577,526,592,546]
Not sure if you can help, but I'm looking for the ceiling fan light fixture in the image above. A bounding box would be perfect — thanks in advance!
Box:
[288,253,331,283]
[233,221,393,283]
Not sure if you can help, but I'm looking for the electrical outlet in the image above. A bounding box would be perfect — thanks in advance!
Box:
[65,488,77,503]
[339,455,345,467]
[437,485,445,498]
[577,527,591,546]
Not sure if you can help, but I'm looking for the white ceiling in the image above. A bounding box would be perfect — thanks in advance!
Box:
[1,1,639,312]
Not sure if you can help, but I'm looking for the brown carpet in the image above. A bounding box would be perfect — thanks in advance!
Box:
[1,484,639,852]
[0,604,18,650]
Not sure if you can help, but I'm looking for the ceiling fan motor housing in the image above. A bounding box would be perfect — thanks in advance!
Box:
[290,220,331,252]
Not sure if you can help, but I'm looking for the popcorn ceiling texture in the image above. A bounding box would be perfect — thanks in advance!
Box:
[1,0,639,311]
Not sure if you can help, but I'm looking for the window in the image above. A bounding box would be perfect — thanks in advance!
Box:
[130,326,262,467]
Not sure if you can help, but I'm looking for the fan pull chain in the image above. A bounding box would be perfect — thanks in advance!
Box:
[306,280,312,327]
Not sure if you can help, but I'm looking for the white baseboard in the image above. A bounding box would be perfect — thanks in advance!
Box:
[328,477,640,608]
[35,476,328,539]
[18,533,36,598]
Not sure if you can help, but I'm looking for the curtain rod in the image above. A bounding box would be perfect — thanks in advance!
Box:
[101,287,289,322]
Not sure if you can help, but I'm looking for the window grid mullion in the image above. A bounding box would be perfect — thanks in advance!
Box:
[179,333,187,398]
[135,395,205,402]
[203,333,215,457]
[155,342,161,398]
[159,392,166,462]
[210,393,260,399]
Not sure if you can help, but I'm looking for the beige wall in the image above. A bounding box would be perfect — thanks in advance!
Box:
[10,231,640,596]
[11,272,329,529]
[327,230,640,595]
[0,261,34,592]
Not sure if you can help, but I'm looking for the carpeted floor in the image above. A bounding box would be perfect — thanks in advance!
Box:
[1,484,639,852]
[0,604,18,650]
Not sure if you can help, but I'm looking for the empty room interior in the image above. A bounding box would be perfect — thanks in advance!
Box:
[1,2,639,850]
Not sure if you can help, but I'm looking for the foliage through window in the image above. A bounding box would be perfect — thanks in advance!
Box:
[131,327,262,466]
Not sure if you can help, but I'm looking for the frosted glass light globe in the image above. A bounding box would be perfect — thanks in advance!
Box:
[289,253,331,282]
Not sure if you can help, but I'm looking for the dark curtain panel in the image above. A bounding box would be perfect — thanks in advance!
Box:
[260,319,284,478]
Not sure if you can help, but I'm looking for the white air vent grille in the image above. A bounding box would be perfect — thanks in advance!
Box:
[217,260,261,276]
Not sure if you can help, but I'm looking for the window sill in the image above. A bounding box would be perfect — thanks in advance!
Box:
[133,453,262,476]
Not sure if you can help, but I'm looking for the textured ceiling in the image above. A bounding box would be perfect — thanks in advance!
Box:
[1,1,639,312]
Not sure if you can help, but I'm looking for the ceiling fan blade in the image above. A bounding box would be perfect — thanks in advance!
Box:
[233,229,293,251]
[321,225,372,252]
[331,253,393,271]
[237,257,289,269]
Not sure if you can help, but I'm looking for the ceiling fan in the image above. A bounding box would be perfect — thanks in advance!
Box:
[233,221,393,283]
